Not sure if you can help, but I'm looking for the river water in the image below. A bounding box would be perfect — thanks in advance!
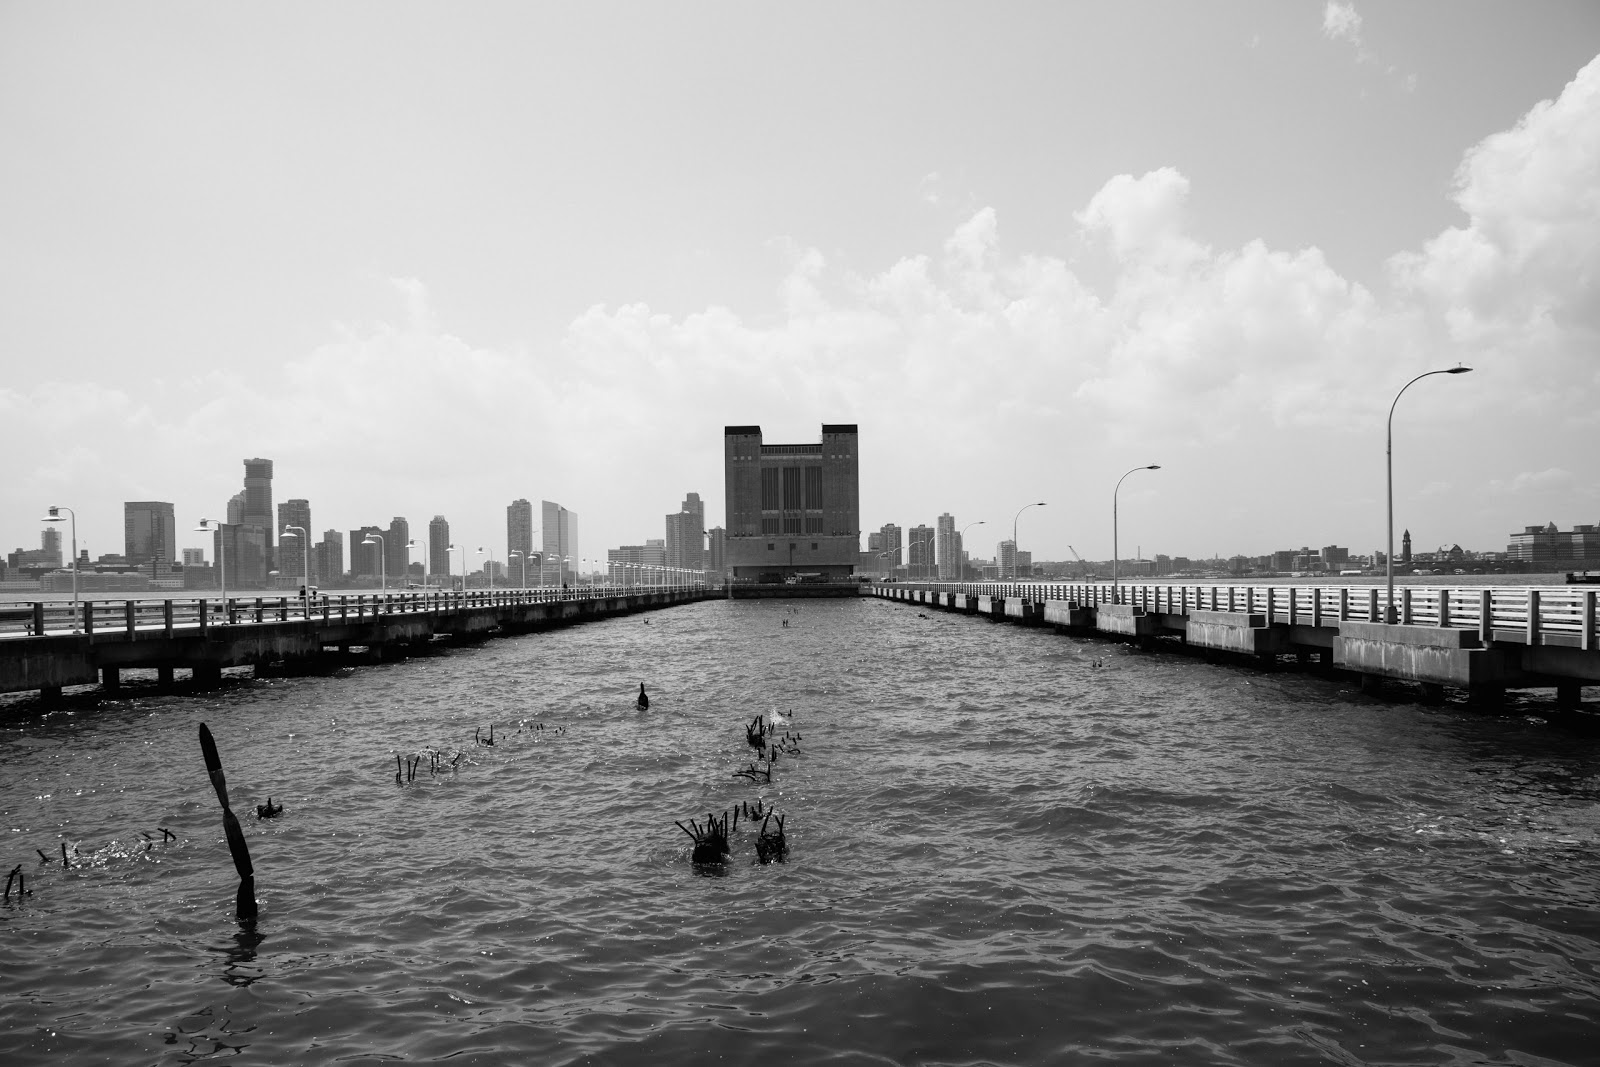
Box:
[1,597,1597,1065]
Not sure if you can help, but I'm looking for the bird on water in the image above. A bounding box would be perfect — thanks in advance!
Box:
[637,683,649,710]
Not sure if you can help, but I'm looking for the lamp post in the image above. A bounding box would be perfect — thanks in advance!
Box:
[477,547,495,590]
[195,517,235,610]
[955,520,986,583]
[1113,465,1161,603]
[363,533,386,592]
[281,524,311,610]
[41,505,78,633]
[1011,502,1046,580]
[405,539,426,590]
[1386,366,1472,623]
[510,550,527,589]
[448,543,467,591]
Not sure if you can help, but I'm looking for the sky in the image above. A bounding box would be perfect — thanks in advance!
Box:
[2,1,1598,568]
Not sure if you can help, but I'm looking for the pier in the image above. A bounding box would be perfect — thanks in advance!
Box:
[0,587,715,702]
[873,581,1598,706]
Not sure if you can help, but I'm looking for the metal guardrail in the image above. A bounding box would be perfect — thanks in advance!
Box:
[0,585,710,639]
[893,581,1599,648]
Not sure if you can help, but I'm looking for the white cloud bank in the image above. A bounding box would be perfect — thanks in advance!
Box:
[4,56,1598,558]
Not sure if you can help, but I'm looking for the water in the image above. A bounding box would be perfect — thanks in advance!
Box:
[2,598,1597,1065]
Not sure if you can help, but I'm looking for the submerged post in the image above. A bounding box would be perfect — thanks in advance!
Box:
[198,723,257,921]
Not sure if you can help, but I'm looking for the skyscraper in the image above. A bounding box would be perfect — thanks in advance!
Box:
[707,526,726,578]
[40,527,62,566]
[316,530,344,585]
[429,516,451,580]
[936,513,957,579]
[387,517,409,582]
[276,499,313,579]
[350,526,385,580]
[723,424,860,581]
[878,524,903,568]
[507,499,534,564]
[242,458,275,572]
[665,492,705,572]
[908,524,935,578]
[542,500,578,585]
[124,501,176,574]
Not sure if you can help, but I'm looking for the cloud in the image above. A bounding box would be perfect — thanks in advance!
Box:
[5,54,1598,558]
[1321,2,1363,47]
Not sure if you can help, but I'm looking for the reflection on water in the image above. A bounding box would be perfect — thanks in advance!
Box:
[1,597,1597,1066]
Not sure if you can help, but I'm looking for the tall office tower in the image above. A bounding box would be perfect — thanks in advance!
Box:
[242,458,275,572]
[350,526,385,579]
[878,524,903,567]
[908,524,935,578]
[507,499,534,563]
[997,539,1017,578]
[542,501,579,585]
[665,492,706,572]
[724,424,860,581]
[936,513,957,579]
[707,526,726,578]
[41,527,63,566]
[182,548,206,567]
[124,501,176,574]
[276,499,313,579]
[218,489,268,587]
[316,530,345,585]
[428,516,451,578]
[386,517,410,581]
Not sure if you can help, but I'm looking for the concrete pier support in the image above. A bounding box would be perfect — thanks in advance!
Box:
[1556,682,1583,709]
[101,666,120,692]
[1468,684,1506,709]
[157,666,174,687]
[192,664,223,688]
[40,685,62,705]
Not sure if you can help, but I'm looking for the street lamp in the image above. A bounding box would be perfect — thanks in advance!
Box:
[363,533,386,592]
[448,543,467,591]
[281,524,311,608]
[477,547,495,590]
[195,517,235,607]
[1011,502,1046,580]
[41,505,78,633]
[1113,465,1161,602]
[405,539,426,590]
[1386,366,1472,623]
[956,520,986,583]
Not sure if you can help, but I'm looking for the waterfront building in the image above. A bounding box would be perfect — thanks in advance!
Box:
[908,524,935,579]
[665,492,705,573]
[507,499,534,563]
[997,539,1017,579]
[349,526,384,580]
[1402,529,1413,564]
[723,424,860,582]
[707,526,727,578]
[316,530,344,585]
[41,527,62,564]
[542,501,579,586]
[429,516,451,580]
[1320,545,1350,568]
[1016,549,1033,576]
[936,514,957,579]
[182,547,205,568]
[276,499,313,579]
[386,517,409,581]
[877,524,902,567]
[123,501,176,576]
[242,458,275,573]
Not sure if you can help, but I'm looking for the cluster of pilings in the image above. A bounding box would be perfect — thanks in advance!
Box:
[6,826,179,907]
[673,709,802,869]
[393,720,564,785]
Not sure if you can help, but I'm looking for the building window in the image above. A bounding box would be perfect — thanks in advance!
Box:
[767,543,775,551]
[811,543,818,550]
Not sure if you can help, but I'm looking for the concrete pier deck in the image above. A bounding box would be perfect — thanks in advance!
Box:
[872,580,1598,703]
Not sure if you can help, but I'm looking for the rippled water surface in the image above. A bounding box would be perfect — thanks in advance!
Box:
[2,598,1598,1065]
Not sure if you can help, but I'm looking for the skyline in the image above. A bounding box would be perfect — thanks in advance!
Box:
[2,4,1597,562]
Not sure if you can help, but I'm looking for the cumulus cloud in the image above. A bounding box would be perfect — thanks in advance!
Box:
[1321,2,1363,47]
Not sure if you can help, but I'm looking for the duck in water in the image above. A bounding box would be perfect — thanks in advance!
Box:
[256,797,283,819]
[636,683,649,710]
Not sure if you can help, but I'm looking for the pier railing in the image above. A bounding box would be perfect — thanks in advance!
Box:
[903,581,1598,647]
[0,584,707,639]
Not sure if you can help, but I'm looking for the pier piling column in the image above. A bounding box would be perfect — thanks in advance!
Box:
[157,665,174,688]
[1467,683,1505,710]
[40,685,62,706]
[1556,682,1583,710]
[192,664,222,688]
[101,666,120,693]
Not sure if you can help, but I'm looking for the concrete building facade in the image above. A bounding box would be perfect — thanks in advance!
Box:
[507,499,534,564]
[276,499,313,579]
[429,516,451,579]
[124,501,176,575]
[665,492,706,573]
[908,523,935,579]
[723,424,860,581]
[542,501,579,586]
